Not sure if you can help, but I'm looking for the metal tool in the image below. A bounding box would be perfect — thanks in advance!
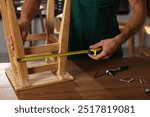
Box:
[106,66,129,77]
[120,77,134,83]
[139,79,143,84]
[139,79,148,84]
[17,47,102,62]
[143,79,148,83]
[106,70,114,77]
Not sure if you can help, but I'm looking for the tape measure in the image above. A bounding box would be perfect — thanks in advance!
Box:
[17,47,102,62]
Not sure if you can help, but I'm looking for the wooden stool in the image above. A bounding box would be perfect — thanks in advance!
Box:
[119,22,135,57]
[0,0,73,91]
[139,26,150,56]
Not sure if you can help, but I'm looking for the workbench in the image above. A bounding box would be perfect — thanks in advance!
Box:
[0,57,150,100]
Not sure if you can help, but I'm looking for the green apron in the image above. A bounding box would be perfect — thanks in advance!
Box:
[69,0,123,59]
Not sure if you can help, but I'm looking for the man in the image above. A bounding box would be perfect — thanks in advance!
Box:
[8,0,146,60]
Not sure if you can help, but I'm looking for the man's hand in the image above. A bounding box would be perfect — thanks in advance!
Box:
[89,37,120,60]
[7,20,30,51]
[6,0,40,51]
[18,20,30,42]
[89,0,146,60]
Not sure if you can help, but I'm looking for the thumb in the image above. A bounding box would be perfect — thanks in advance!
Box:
[90,41,103,49]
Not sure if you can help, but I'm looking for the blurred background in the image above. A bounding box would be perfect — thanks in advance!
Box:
[0,0,150,62]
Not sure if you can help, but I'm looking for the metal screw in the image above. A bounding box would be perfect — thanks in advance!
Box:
[120,77,134,83]
[139,79,143,84]
[106,70,114,77]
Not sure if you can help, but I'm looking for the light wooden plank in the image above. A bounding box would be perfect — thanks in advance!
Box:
[49,34,58,43]
[6,68,73,91]
[26,33,58,43]
[28,63,58,74]
[45,0,54,43]
[26,33,46,41]
[44,0,56,62]
[57,0,71,77]
[0,0,16,69]
[6,0,29,86]
[25,43,59,55]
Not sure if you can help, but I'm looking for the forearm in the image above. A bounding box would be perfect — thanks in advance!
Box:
[115,0,147,46]
[20,0,41,23]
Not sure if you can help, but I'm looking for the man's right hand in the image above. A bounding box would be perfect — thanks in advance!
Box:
[7,19,30,51]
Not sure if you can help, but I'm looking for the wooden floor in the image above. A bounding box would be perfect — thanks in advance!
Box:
[0,57,150,100]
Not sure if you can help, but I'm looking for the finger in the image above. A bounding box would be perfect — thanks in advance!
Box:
[88,51,106,60]
[22,31,28,42]
[90,41,103,49]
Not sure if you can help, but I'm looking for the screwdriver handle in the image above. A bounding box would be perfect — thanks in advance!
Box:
[109,66,129,72]
[119,66,129,71]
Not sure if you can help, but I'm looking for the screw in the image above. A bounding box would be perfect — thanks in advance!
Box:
[139,79,143,84]
[106,70,114,77]
[143,79,148,84]
[120,77,134,83]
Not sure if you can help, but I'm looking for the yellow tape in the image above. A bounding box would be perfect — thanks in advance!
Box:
[17,50,89,62]
[17,47,102,62]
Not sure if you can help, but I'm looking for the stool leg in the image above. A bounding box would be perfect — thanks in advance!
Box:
[139,27,145,56]
[39,10,45,32]
[128,37,135,57]
[57,0,70,78]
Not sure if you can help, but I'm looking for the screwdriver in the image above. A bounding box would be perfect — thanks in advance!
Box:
[106,66,129,77]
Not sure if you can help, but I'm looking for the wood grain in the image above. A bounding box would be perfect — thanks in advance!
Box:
[25,43,59,55]
[6,0,29,85]
[1,57,150,100]
[1,0,73,91]
[57,0,71,77]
